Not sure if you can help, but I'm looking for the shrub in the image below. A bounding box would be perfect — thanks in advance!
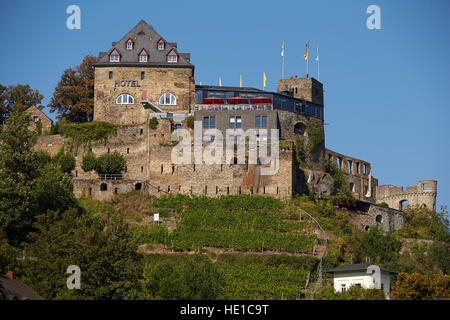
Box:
[52,146,76,174]
[325,159,350,196]
[391,273,450,300]
[295,139,307,165]
[81,150,97,172]
[61,120,118,144]
[95,151,126,174]
[185,115,194,129]
[140,254,225,299]
[316,285,385,300]
[149,117,159,130]
[35,119,42,135]
[306,121,324,154]
[377,202,389,208]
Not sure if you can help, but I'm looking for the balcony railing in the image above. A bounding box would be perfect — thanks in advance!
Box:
[99,174,123,180]
[196,104,273,111]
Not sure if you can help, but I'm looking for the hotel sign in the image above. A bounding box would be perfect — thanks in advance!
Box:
[114,80,141,88]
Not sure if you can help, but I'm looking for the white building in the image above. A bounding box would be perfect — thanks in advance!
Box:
[325,263,397,299]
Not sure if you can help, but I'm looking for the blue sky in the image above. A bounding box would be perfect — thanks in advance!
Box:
[1,0,449,210]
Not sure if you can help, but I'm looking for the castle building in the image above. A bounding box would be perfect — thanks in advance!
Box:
[33,20,437,231]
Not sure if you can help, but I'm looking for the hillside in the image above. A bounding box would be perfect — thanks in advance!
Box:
[77,192,449,299]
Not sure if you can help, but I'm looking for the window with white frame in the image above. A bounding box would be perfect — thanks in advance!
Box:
[159,93,176,105]
[126,39,133,50]
[139,54,148,62]
[167,51,178,63]
[109,50,120,62]
[116,93,134,104]
[158,39,165,50]
[139,49,148,62]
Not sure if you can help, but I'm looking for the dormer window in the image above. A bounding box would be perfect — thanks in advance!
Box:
[126,39,134,50]
[109,49,120,62]
[138,49,148,63]
[167,50,178,63]
[157,39,165,51]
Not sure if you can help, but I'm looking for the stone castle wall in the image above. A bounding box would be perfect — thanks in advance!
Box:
[376,180,437,211]
[347,204,404,234]
[33,134,66,157]
[94,66,195,125]
[67,118,295,201]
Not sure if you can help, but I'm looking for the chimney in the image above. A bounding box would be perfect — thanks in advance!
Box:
[6,271,15,280]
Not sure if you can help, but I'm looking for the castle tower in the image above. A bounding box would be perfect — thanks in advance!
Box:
[277,76,323,106]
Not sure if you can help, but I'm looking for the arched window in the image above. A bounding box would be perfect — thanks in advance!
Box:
[135,183,142,191]
[159,93,176,105]
[100,183,108,191]
[399,200,409,211]
[294,122,306,135]
[375,215,383,223]
[116,94,134,105]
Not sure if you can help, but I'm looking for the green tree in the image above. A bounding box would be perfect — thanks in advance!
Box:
[81,150,97,172]
[391,272,450,300]
[51,146,76,174]
[95,152,126,175]
[32,162,77,214]
[0,112,38,242]
[21,209,143,299]
[325,159,350,196]
[394,205,450,243]
[0,234,20,274]
[48,55,98,123]
[32,150,52,172]
[140,254,225,299]
[350,226,402,268]
[0,84,44,123]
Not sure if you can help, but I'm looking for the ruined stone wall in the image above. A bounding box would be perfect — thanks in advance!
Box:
[325,149,377,202]
[32,134,66,157]
[376,180,437,211]
[347,204,404,234]
[94,66,195,125]
[73,179,144,201]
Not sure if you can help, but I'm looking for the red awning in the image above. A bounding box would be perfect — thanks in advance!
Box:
[250,96,272,104]
[226,97,249,104]
[203,97,224,104]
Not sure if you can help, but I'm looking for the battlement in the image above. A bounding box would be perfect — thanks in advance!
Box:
[376,180,437,211]
[277,76,324,106]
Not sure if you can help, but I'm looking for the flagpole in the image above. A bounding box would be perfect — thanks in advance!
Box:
[306,40,309,77]
[317,45,320,81]
[281,41,285,80]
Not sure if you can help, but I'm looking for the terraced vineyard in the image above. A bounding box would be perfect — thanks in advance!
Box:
[131,194,319,254]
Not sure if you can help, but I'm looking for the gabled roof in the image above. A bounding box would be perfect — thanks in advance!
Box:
[325,263,397,274]
[95,20,193,68]
[0,275,44,300]
[25,106,53,123]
